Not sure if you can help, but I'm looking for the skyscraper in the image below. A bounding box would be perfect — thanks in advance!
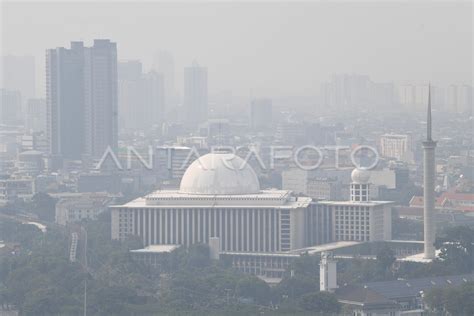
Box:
[142,70,165,129]
[153,51,175,111]
[26,98,47,132]
[184,61,207,127]
[446,84,473,114]
[118,60,143,131]
[250,98,272,131]
[423,86,437,260]
[46,40,117,162]
[83,40,118,158]
[118,61,165,131]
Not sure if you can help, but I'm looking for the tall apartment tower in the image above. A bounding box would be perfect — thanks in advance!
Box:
[46,40,117,162]
[84,40,118,158]
[183,61,207,128]
[153,51,176,111]
[423,86,437,259]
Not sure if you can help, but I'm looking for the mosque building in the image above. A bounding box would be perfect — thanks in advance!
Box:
[111,152,393,279]
[111,152,328,252]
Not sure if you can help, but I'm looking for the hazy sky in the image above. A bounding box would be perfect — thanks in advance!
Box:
[1,1,472,97]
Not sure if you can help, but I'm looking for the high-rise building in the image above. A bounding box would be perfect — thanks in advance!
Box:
[446,84,473,114]
[118,60,143,130]
[250,98,272,131]
[0,89,22,125]
[118,61,165,131]
[46,41,85,160]
[83,40,118,158]
[26,98,46,132]
[46,40,118,161]
[153,51,175,111]
[183,61,207,127]
[321,74,372,111]
[397,84,443,112]
[142,70,165,129]
[322,74,397,112]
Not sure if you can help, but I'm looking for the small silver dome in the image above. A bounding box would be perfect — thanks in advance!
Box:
[351,168,371,184]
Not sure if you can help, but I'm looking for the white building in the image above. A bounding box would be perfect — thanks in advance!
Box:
[0,177,34,205]
[111,153,316,252]
[379,133,413,162]
[282,167,345,200]
[16,150,44,176]
[55,193,113,225]
[112,154,394,280]
[315,168,392,242]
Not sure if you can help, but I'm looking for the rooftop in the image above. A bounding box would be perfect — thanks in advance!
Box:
[364,273,474,300]
[290,241,361,255]
[317,200,393,207]
[113,189,312,208]
[130,244,181,254]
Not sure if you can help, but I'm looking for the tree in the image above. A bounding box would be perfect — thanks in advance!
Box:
[276,275,319,302]
[30,193,57,222]
[423,287,446,313]
[236,276,271,304]
[435,226,474,273]
[424,282,474,316]
[299,291,341,314]
[375,245,396,278]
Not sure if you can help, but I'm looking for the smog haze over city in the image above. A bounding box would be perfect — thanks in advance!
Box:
[0,1,473,315]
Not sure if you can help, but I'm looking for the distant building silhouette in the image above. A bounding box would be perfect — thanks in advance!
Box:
[26,98,46,133]
[118,60,143,131]
[1,55,36,113]
[142,71,165,129]
[183,61,207,127]
[446,84,473,114]
[0,89,22,125]
[153,51,176,112]
[118,61,165,131]
[250,98,272,131]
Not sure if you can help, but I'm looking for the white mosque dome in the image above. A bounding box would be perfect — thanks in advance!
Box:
[351,168,371,184]
[179,153,260,195]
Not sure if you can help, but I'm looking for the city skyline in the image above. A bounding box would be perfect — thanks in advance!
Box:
[1,2,472,97]
[0,2,473,315]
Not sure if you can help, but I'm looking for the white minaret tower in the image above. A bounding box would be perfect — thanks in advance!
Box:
[423,85,437,259]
